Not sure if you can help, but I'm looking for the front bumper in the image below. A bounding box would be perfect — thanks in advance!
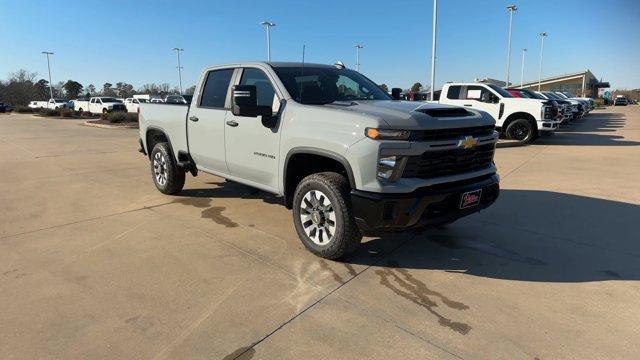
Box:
[351,174,499,232]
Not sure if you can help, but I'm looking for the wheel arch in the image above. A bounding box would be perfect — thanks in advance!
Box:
[283,147,356,209]
[502,112,537,135]
[145,126,176,160]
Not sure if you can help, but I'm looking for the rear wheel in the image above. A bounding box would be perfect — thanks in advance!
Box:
[505,118,536,143]
[292,172,362,259]
[150,142,185,194]
[78,108,83,113]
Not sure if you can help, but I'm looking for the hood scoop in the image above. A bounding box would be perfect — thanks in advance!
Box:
[415,107,473,118]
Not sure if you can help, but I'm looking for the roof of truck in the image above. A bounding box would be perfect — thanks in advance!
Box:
[212,61,340,69]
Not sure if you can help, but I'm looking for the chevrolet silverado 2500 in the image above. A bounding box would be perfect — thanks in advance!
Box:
[138,62,500,259]
[438,83,560,143]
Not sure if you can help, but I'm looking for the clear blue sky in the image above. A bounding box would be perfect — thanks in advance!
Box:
[2,0,638,91]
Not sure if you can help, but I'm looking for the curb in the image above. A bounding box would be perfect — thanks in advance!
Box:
[82,121,138,129]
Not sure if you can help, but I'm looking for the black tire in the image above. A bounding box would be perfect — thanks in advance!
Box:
[150,142,185,195]
[505,118,536,143]
[102,108,108,114]
[78,108,83,113]
[292,172,362,259]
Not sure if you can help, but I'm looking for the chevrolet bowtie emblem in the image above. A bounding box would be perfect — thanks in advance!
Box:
[459,136,478,149]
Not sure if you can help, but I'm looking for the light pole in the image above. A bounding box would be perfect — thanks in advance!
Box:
[354,44,363,72]
[260,21,276,61]
[42,51,54,100]
[505,4,517,87]
[538,32,547,91]
[172,48,184,94]
[429,0,438,101]
[520,48,527,88]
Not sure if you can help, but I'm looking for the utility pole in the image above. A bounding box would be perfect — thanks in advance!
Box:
[173,48,184,93]
[42,51,54,100]
[354,44,363,72]
[260,21,276,61]
[429,0,438,101]
[538,32,547,91]
[520,48,527,88]
[505,5,517,87]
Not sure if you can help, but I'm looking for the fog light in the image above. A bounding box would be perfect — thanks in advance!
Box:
[377,155,407,182]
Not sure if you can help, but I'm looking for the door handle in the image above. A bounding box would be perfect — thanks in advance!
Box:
[463,104,472,107]
[189,116,199,122]
[226,120,238,127]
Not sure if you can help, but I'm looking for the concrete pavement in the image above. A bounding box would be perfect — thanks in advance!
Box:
[1,107,639,359]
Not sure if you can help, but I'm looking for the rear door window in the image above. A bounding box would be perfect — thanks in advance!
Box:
[200,69,234,108]
[446,86,462,99]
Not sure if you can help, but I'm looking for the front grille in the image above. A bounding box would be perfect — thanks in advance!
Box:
[409,125,495,142]
[402,143,495,179]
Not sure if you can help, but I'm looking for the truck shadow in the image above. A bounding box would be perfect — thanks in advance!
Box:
[534,112,639,146]
[175,179,284,206]
[343,189,640,283]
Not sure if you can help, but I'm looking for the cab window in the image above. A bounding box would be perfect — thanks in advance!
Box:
[239,68,278,110]
[200,68,234,108]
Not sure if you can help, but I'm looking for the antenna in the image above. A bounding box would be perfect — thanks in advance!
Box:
[299,44,305,102]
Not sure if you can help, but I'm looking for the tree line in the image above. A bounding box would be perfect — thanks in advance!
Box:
[0,69,195,106]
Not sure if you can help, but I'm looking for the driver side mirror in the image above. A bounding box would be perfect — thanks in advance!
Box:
[232,85,259,117]
[391,88,402,100]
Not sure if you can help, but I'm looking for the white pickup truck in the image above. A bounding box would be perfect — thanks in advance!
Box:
[138,62,500,259]
[46,98,68,109]
[124,97,148,113]
[72,97,127,114]
[438,83,560,143]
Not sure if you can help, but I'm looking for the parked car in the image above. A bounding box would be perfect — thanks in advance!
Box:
[614,97,628,106]
[150,98,164,103]
[138,62,500,259]
[28,101,47,109]
[0,102,14,112]
[506,88,571,123]
[536,92,584,120]
[556,92,594,110]
[164,95,193,105]
[73,97,126,114]
[124,97,148,113]
[46,98,68,109]
[438,83,559,143]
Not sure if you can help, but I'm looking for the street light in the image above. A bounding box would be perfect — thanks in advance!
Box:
[354,44,363,72]
[505,4,517,87]
[538,32,548,91]
[172,48,184,94]
[520,48,527,88]
[41,51,54,100]
[429,0,438,101]
[260,21,276,61]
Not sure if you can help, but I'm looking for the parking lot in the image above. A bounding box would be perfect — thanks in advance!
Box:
[1,107,639,359]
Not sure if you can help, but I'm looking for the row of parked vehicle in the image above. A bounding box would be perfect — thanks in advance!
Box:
[431,82,594,143]
[27,94,193,114]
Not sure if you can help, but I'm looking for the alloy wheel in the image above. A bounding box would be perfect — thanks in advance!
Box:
[153,152,168,186]
[299,190,336,245]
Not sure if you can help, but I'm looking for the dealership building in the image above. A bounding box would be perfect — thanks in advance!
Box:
[518,69,609,97]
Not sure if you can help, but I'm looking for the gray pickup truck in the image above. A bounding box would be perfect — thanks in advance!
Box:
[138,62,500,259]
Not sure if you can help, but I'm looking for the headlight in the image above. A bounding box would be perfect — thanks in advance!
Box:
[377,155,407,182]
[366,128,411,140]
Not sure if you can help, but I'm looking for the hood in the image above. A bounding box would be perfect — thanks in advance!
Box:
[321,100,494,130]
[504,97,546,106]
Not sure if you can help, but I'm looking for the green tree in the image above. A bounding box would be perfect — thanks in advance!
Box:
[411,82,423,93]
[3,70,38,105]
[101,82,115,96]
[379,84,389,92]
[86,84,96,95]
[115,82,135,98]
[34,79,50,100]
[63,80,83,99]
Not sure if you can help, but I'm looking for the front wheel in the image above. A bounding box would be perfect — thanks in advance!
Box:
[292,172,362,259]
[150,142,185,194]
[102,108,108,114]
[505,118,536,143]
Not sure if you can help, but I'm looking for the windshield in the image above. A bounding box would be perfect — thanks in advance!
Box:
[273,66,391,104]
[138,99,148,103]
[544,92,561,100]
[487,84,512,98]
[100,97,118,103]
[521,89,546,100]
[54,99,66,103]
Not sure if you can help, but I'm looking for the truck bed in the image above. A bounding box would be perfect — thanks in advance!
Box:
[139,103,190,158]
